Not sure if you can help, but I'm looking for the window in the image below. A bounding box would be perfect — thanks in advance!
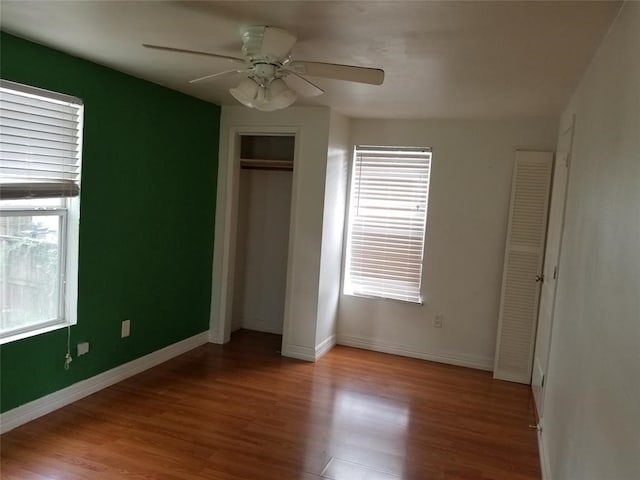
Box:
[344,145,431,303]
[0,80,83,344]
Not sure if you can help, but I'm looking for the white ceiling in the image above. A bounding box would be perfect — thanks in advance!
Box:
[0,1,621,119]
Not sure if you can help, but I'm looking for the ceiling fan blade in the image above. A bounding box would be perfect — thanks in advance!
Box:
[142,44,245,64]
[287,61,384,85]
[282,73,324,98]
[241,26,297,61]
[261,27,297,59]
[189,69,249,84]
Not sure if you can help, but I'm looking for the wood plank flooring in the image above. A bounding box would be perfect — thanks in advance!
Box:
[1,330,541,479]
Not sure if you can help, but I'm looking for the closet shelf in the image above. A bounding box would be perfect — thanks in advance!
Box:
[240,158,293,171]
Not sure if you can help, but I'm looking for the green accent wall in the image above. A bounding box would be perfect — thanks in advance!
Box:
[0,33,220,413]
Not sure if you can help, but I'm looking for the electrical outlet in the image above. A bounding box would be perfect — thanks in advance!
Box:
[121,319,131,338]
[77,342,89,356]
[432,314,443,328]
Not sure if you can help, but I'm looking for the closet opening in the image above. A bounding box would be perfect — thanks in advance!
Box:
[231,134,295,340]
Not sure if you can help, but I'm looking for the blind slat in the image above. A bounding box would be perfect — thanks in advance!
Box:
[1,167,77,180]
[0,159,79,174]
[1,151,80,167]
[1,144,79,159]
[1,90,81,114]
[1,133,79,151]
[1,117,78,139]
[0,125,78,143]
[1,108,80,131]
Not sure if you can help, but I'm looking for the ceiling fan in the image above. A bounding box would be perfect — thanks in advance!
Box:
[143,25,384,111]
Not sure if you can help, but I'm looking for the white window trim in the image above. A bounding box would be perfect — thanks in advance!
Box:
[0,201,79,345]
[343,145,432,304]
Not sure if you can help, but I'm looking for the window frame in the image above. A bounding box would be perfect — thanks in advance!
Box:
[0,207,69,338]
[0,201,78,345]
[0,80,82,344]
[343,145,432,304]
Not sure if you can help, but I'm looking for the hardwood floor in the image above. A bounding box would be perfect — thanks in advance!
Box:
[1,330,541,480]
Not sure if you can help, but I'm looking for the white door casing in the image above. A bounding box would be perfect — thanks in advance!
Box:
[209,125,301,348]
[531,115,575,417]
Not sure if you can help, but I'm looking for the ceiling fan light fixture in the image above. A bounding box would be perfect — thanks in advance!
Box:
[230,77,297,111]
[229,77,260,108]
[254,78,297,111]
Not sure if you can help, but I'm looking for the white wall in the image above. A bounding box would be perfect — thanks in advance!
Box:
[540,3,640,479]
[338,119,557,369]
[315,110,350,354]
[233,168,293,334]
[210,106,332,359]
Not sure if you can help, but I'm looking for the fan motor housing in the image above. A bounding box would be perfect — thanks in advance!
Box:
[251,63,288,87]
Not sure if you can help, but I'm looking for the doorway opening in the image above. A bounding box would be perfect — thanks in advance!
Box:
[231,134,295,340]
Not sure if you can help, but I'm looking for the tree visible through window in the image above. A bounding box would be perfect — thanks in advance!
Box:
[1,210,64,331]
[344,145,432,303]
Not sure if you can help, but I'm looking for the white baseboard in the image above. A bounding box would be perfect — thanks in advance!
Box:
[538,429,552,480]
[208,330,222,344]
[282,343,316,362]
[336,334,493,371]
[315,334,336,360]
[493,368,530,384]
[0,331,209,434]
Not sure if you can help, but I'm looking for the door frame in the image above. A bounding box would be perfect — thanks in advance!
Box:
[531,114,575,417]
[209,125,301,351]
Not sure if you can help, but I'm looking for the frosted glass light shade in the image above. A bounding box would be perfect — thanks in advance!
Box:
[254,79,297,112]
[230,77,297,111]
[229,78,260,108]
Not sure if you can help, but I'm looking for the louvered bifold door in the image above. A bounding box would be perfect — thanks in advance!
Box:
[493,151,553,383]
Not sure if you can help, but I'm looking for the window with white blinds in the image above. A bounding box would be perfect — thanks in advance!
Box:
[344,145,432,303]
[0,79,83,200]
[0,80,83,344]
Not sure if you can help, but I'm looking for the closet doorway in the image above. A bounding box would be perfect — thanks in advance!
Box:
[231,135,294,335]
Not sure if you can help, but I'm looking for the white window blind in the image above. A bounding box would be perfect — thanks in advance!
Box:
[345,145,431,303]
[0,80,83,200]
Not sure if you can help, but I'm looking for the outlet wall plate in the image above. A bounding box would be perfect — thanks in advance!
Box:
[77,342,89,356]
[121,319,131,338]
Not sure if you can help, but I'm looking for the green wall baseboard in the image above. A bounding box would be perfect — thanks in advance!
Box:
[0,332,210,433]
